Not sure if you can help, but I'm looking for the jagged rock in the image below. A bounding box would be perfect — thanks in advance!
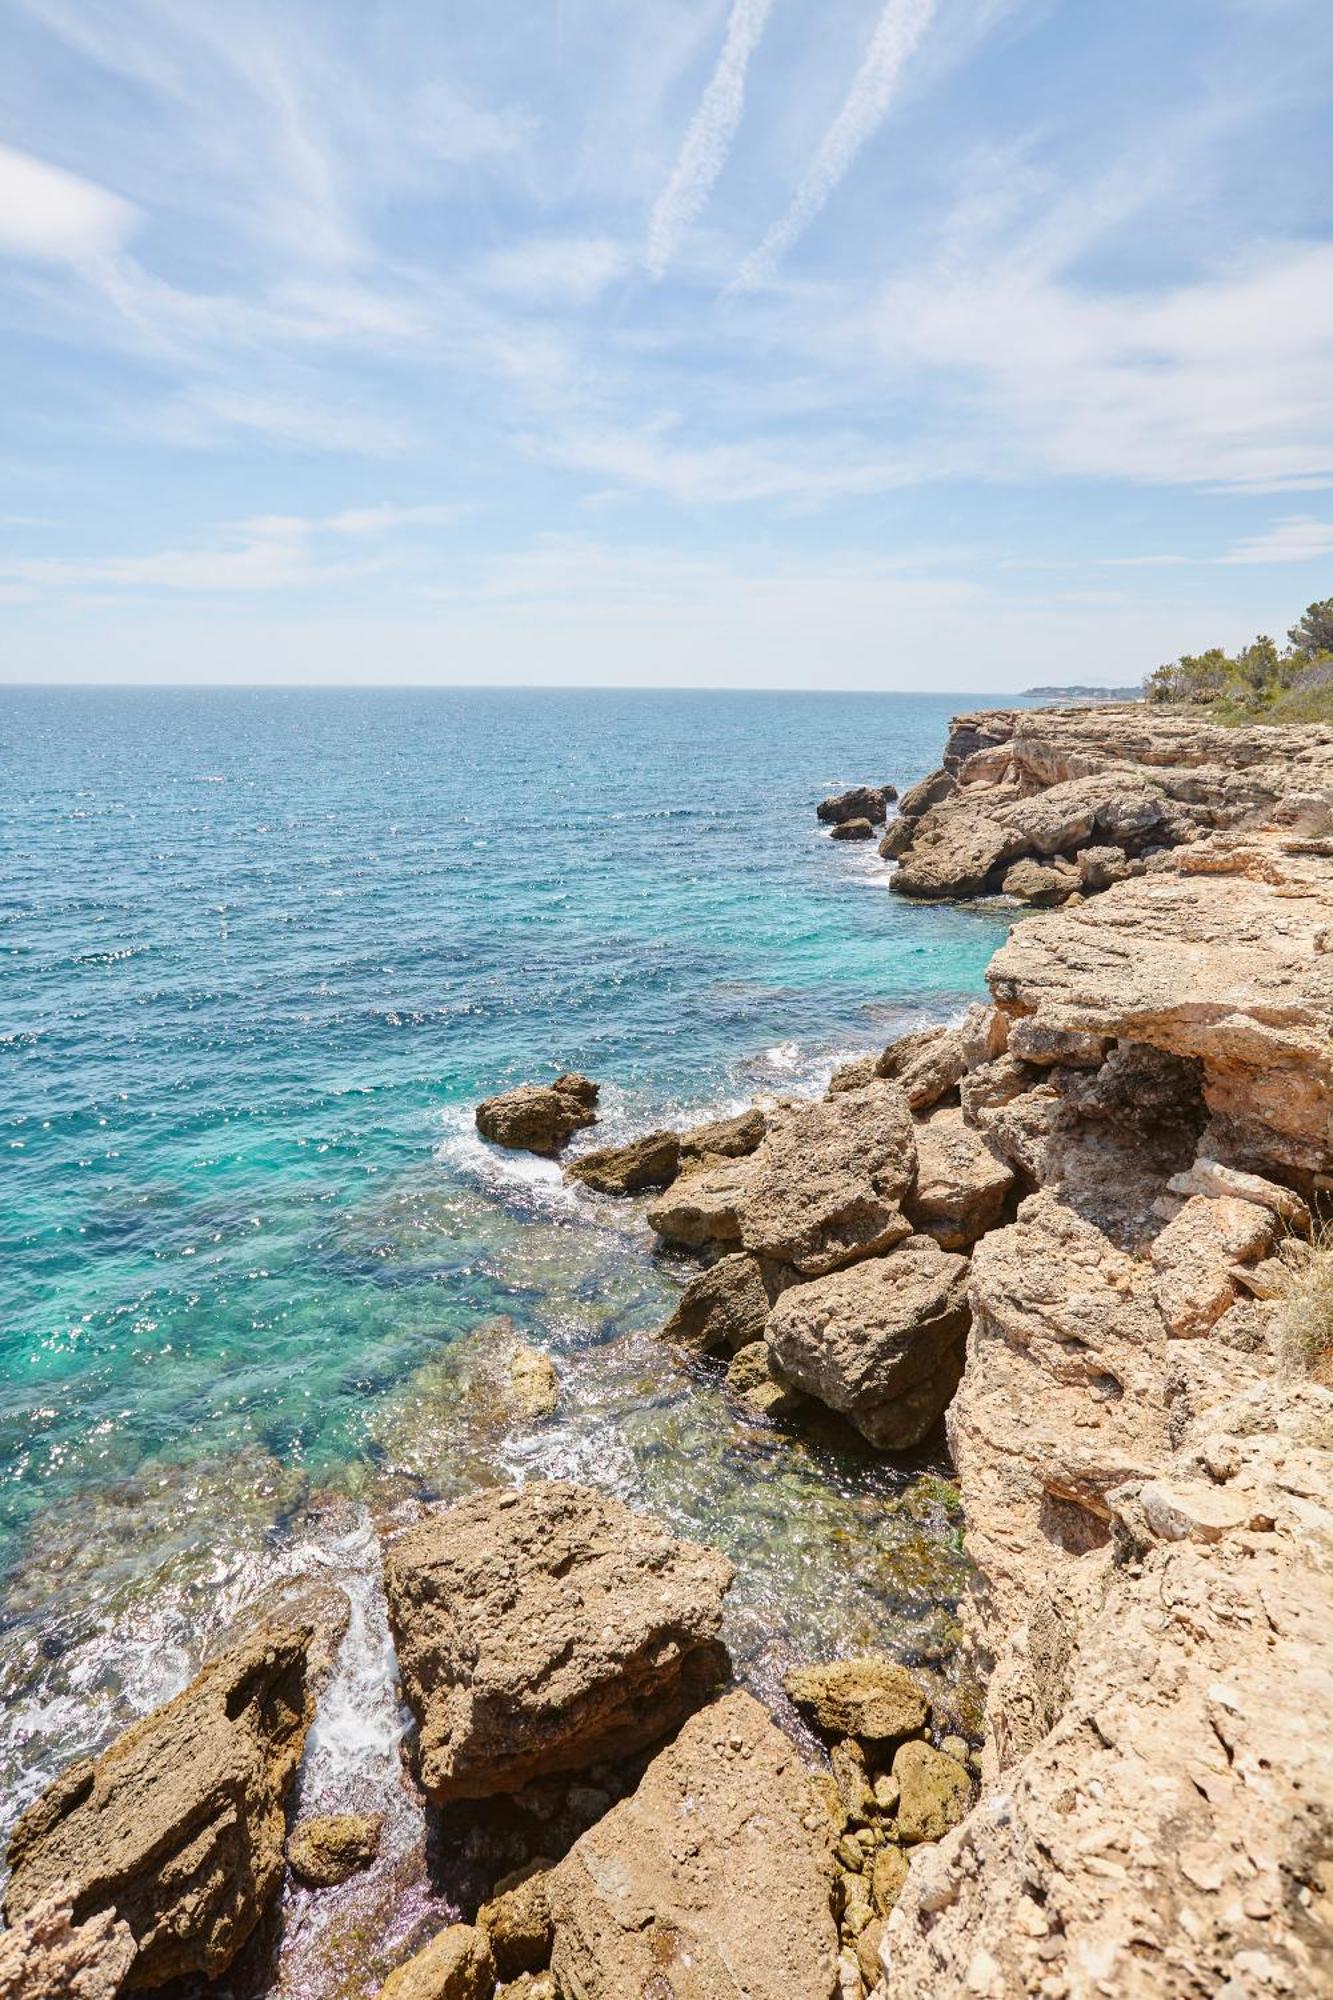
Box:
[831,816,875,841]
[818,786,895,825]
[679,1105,768,1161]
[957,1000,1009,1069]
[4,1593,339,1990]
[890,1741,972,1845]
[906,1107,1013,1250]
[874,1025,966,1112]
[725,1340,806,1418]
[1006,1018,1106,1067]
[565,1129,680,1194]
[646,1155,755,1250]
[0,1896,136,2000]
[545,1690,840,2000]
[379,1924,495,2000]
[766,1236,970,1450]
[1149,1194,1276,1337]
[382,1483,733,1803]
[477,1861,554,1979]
[475,1074,599,1157]
[784,1658,930,1744]
[737,1084,917,1277]
[878,818,914,861]
[1166,1157,1311,1231]
[1077,842,1129,890]
[659,1251,778,1353]
[896,769,958,819]
[286,1812,382,1888]
[987,871,1333,1184]
[1001,858,1070,906]
[828,1054,878,1093]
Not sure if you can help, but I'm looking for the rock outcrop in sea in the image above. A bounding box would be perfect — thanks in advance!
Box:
[474,1074,600,1156]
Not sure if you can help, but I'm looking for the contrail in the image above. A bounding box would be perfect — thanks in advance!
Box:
[734,0,937,290]
[646,0,778,280]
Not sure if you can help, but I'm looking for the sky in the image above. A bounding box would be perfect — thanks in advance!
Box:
[1,0,1332,690]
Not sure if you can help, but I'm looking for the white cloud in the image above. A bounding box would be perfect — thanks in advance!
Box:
[1220,515,1333,563]
[646,0,777,280]
[0,142,137,263]
[734,0,938,289]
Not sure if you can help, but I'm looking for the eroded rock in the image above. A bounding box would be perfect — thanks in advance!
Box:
[4,1596,338,1989]
[818,786,894,826]
[286,1812,382,1889]
[737,1084,917,1277]
[383,1483,733,1802]
[475,1074,599,1157]
[545,1690,840,2000]
[379,1924,495,2000]
[783,1658,929,1745]
[906,1107,1013,1250]
[766,1236,970,1450]
[659,1251,778,1353]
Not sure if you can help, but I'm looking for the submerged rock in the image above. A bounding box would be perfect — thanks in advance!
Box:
[766,1236,970,1450]
[818,785,895,826]
[286,1811,383,1889]
[383,1482,733,1803]
[784,1657,930,1745]
[545,1690,840,2000]
[475,1073,599,1157]
[725,1339,806,1418]
[4,1592,340,1990]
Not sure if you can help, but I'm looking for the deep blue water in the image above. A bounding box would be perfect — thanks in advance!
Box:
[0,686,1017,1874]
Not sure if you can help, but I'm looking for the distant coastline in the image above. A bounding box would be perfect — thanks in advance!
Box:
[1020,683,1138,701]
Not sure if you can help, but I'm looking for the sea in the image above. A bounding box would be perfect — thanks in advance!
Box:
[0,686,1021,1993]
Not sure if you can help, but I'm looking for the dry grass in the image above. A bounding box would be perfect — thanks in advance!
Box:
[1276,1222,1333,1384]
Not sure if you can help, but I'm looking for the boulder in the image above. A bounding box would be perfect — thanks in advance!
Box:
[1077,843,1129,891]
[286,1812,383,1889]
[765,1236,970,1450]
[906,1108,1014,1250]
[827,1054,877,1094]
[477,1862,554,1979]
[783,1658,929,1745]
[725,1340,806,1418]
[817,786,894,826]
[545,1690,840,2000]
[475,1074,598,1157]
[4,1593,340,1990]
[646,1155,755,1251]
[678,1105,767,1161]
[0,1896,136,2000]
[1149,1194,1276,1338]
[380,1924,496,2000]
[382,1483,733,1803]
[830,817,875,841]
[737,1083,917,1278]
[874,1025,967,1112]
[1001,859,1070,907]
[891,1740,972,1845]
[659,1251,776,1354]
[878,818,914,861]
[565,1129,680,1194]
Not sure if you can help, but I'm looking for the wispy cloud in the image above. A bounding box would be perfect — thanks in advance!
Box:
[1220,515,1333,563]
[734,0,938,290]
[646,0,777,279]
[0,142,137,264]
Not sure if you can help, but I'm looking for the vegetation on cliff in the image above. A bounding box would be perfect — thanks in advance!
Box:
[1145,594,1333,720]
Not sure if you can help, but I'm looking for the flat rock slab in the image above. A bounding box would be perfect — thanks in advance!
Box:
[766,1235,970,1450]
[383,1482,734,1803]
[4,1596,336,1990]
[546,1689,840,2000]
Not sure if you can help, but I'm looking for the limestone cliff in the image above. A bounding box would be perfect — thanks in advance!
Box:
[873,707,1333,2000]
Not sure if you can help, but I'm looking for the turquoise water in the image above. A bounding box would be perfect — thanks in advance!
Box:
[0,687,1014,1908]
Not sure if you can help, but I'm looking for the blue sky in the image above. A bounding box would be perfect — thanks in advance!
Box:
[1,0,1332,688]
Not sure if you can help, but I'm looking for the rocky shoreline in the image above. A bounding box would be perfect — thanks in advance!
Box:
[3,703,1331,2000]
